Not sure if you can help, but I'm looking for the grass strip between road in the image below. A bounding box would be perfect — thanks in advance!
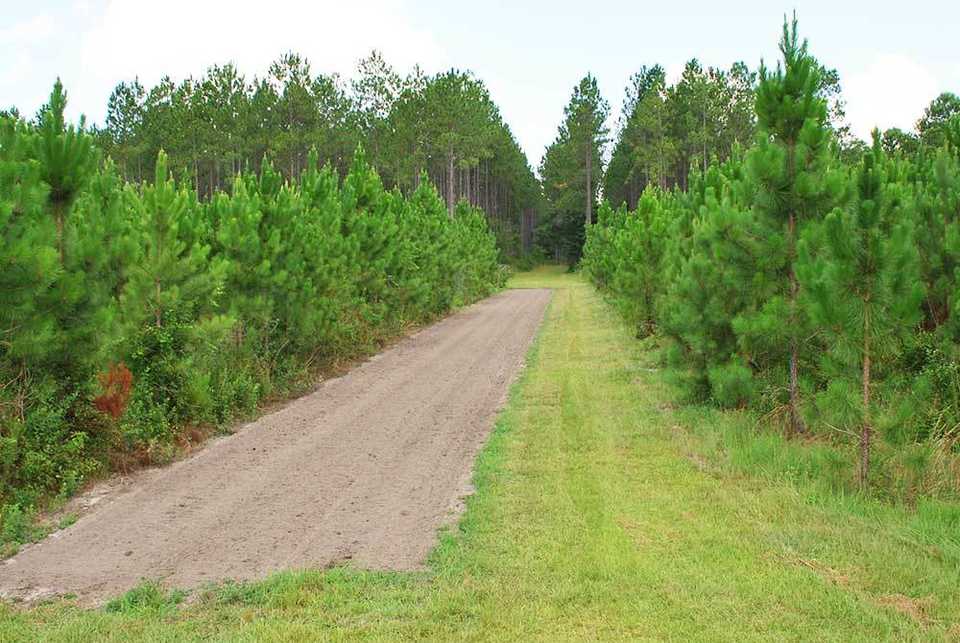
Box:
[1,265,958,641]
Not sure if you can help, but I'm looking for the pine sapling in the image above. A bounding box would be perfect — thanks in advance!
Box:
[799,135,923,489]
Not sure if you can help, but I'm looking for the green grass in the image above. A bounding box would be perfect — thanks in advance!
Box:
[1,265,958,640]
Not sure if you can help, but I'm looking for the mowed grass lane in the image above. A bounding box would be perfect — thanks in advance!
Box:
[1,265,956,640]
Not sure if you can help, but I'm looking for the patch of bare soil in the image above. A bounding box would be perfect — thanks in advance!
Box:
[0,289,551,604]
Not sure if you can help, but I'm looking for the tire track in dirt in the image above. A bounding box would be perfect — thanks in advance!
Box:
[0,288,552,604]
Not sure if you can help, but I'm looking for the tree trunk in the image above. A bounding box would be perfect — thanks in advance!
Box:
[859,302,872,490]
[54,202,65,265]
[585,143,592,227]
[155,278,162,328]
[702,108,708,173]
[787,211,805,436]
[446,148,455,218]
[484,161,490,213]
[786,144,805,436]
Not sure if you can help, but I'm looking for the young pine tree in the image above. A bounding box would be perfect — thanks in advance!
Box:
[798,137,923,488]
[0,116,58,389]
[122,152,226,426]
[2,85,126,497]
[28,83,127,400]
[739,17,843,433]
[340,147,401,335]
[32,80,96,264]
[452,200,501,303]
[582,201,628,291]
[125,152,221,331]
[609,187,670,336]
[913,117,960,332]
[659,166,768,406]
[405,173,458,316]
[291,152,356,358]
[210,169,269,351]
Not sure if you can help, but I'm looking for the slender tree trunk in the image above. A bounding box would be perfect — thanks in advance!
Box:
[446,148,455,217]
[484,161,490,212]
[859,301,872,489]
[786,145,805,436]
[54,203,65,265]
[702,108,708,173]
[657,127,667,190]
[787,212,805,436]
[585,143,592,227]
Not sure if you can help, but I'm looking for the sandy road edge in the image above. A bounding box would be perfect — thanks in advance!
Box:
[422,287,555,552]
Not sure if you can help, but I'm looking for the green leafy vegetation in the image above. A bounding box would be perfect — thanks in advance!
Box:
[583,18,960,496]
[0,83,505,549]
[103,581,186,615]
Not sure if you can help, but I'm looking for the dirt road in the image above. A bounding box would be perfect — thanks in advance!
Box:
[0,289,551,604]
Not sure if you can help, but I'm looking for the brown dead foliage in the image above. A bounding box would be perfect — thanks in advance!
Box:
[93,362,133,420]
[785,555,851,587]
[876,593,935,627]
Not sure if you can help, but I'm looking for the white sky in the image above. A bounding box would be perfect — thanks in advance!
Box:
[3,0,958,168]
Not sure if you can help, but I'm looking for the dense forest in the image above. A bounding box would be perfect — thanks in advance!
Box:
[583,19,960,493]
[93,52,541,257]
[0,80,506,533]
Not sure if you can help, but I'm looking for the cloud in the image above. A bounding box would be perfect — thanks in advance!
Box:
[0,12,71,110]
[68,0,445,123]
[74,0,94,17]
[843,54,940,140]
[664,62,686,86]
[0,13,57,44]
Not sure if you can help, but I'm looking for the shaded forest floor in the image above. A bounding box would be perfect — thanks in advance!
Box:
[2,266,958,641]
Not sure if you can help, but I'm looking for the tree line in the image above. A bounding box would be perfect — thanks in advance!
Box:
[94,52,542,257]
[0,83,505,535]
[582,19,960,493]
[538,38,869,263]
